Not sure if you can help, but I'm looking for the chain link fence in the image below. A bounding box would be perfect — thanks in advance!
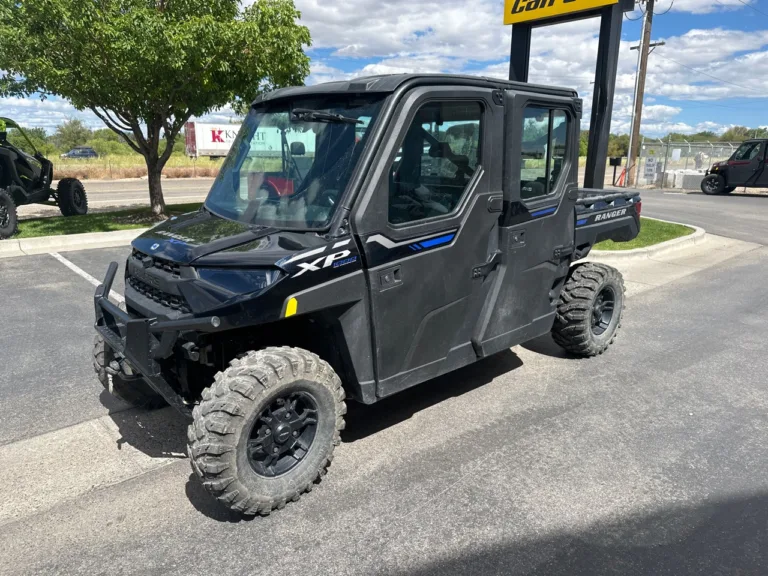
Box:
[633,139,743,189]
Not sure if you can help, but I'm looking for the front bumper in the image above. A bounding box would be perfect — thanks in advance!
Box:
[94,261,229,417]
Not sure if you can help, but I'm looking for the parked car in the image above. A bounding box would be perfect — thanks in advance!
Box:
[701,139,768,195]
[60,146,98,159]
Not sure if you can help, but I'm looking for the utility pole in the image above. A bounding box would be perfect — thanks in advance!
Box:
[627,0,655,187]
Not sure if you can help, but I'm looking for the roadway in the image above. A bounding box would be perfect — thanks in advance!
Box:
[640,189,768,245]
[16,178,215,218]
[1,189,767,575]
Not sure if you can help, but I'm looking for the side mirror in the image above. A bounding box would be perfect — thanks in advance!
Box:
[290,142,305,156]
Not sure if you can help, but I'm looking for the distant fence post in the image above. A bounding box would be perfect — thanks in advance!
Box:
[662,134,671,189]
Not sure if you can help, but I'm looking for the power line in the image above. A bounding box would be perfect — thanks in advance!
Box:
[651,52,763,94]
[715,0,768,19]
[670,99,768,111]
[737,0,768,17]
[654,0,675,16]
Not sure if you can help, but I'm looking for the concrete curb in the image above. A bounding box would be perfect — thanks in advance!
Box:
[0,228,148,259]
[589,216,705,262]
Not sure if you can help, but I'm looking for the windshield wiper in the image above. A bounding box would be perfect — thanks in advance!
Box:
[292,108,362,125]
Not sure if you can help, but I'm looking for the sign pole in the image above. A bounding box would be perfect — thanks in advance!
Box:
[583,3,623,189]
[504,0,633,190]
[508,24,532,82]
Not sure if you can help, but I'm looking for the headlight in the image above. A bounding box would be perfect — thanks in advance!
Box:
[196,268,283,295]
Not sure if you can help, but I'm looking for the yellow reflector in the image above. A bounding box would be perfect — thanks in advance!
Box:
[285,297,298,317]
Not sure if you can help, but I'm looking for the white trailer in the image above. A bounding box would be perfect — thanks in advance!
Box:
[185,122,317,159]
[185,122,243,158]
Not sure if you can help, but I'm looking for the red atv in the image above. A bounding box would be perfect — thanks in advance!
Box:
[701,139,768,195]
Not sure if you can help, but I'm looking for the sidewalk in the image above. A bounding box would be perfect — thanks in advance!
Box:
[587,233,761,297]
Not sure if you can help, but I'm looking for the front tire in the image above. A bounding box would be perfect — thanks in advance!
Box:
[701,174,725,195]
[551,262,625,357]
[188,347,346,516]
[0,189,18,239]
[58,178,88,216]
[93,335,165,408]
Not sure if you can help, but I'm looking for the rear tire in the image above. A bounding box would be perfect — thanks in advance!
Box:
[58,178,88,216]
[0,189,18,239]
[551,262,625,357]
[93,335,165,408]
[701,174,725,195]
[187,347,346,516]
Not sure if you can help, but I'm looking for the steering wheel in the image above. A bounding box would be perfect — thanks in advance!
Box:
[317,188,338,208]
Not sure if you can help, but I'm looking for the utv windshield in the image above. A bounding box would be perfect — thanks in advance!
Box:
[205,96,385,230]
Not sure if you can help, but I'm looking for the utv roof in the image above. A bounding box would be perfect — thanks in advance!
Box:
[253,74,578,106]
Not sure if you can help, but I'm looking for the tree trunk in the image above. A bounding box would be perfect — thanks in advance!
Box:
[145,157,166,218]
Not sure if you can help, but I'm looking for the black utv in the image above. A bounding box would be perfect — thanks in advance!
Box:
[0,117,88,239]
[701,139,768,195]
[93,74,641,516]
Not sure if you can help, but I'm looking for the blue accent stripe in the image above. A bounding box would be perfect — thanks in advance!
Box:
[576,218,588,226]
[531,206,557,218]
[419,233,455,249]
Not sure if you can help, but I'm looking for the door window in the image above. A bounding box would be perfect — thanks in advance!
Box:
[733,141,762,161]
[389,101,482,225]
[519,106,570,200]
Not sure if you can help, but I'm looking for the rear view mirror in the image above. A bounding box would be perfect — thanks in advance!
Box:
[290,142,306,156]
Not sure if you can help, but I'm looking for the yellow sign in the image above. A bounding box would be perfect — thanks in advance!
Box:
[504,0,619,25]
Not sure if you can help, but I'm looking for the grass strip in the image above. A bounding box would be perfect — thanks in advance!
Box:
[15,203,202,239]
[595,217,694,251]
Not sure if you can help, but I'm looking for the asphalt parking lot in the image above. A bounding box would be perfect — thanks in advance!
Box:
[2,192,768,575]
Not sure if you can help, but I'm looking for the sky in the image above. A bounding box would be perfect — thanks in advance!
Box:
[2,0,766,137]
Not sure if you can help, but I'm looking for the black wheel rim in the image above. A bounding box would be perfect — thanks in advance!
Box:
[705,178,718,193]
[247,390,318,477]
[591,286,616,336]
[73,189,85,210]
[0,202,8,229]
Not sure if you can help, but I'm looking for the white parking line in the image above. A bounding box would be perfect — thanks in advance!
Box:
[50,252,125,304]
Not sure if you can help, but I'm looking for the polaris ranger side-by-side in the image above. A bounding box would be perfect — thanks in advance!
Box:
[701,139,768,195]
[93,74,641,515]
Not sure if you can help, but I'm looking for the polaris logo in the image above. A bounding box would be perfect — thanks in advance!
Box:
[594,208,627,222]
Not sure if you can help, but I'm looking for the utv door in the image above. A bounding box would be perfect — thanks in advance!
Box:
[353,86,505,398]
[473,92,580,356]
[728,140,765,186]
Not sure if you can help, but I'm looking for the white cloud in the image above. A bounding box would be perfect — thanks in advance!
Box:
[8,0,768,136]
[296,0,768,135]
[667,0,753,14]
[0,96,101,132]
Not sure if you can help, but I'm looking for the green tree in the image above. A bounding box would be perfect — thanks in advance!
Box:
[0,0,310,217]
[8,126,56,156]
[91,128,125,143]
[52,118,92,151]
[579,130,589,157]
[719,126,752,142]
[607,133,629,157]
